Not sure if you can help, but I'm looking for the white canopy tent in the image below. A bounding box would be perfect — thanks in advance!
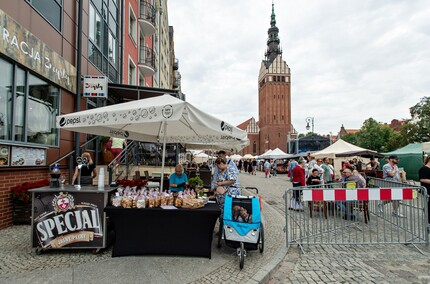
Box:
[193,152,214,164]
[259,149,272,159]
[312,139,374,178]
[242,154,255,160]
[312,139,368,159]
[260,147,291,159]
[56,94,249,189]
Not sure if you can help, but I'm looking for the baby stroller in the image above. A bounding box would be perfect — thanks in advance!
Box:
[217,187,264,269]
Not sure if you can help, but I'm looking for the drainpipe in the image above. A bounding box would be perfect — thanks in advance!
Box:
[158,0,162,87]
[75,0,83,157]
[119,0,124,82]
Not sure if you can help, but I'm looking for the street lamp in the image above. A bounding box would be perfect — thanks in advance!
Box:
[305,117,314,133]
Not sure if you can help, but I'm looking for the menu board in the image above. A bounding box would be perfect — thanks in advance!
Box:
[0,145,9,167]
[11,146,46,166]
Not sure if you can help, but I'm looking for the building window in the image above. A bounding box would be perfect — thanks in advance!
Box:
[88,0,119,83]
[26,0,63,31]
[253,141,257,154]
[0,57,59,146]
[129,58,136,85]
[129,6,137,43]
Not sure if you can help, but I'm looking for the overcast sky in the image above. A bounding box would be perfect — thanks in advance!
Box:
[168,0,429,136]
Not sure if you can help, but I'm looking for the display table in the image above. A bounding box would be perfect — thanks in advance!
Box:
[29,186,115,252]
[104,203,221,258]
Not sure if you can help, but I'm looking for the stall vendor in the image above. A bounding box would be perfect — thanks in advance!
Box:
[72,152,97,185]
[169,164,188,192]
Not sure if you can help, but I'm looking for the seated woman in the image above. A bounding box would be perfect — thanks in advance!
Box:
[72,152,97,185]
[169,164,188,192]
[214,157,240,208]
[306,169,322,186]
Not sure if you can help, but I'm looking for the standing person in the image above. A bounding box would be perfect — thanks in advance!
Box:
[214,157,240,208]
[264,160,271,178]
[419,155,430,226]
[289,159,306,210]
[72,152,97,185]
[321,158,333,184]
[211,150,238,190]
[252,159,257,175]
[379,155,405,217]
[110,137,127,165]
[339,167,365,220]
[313,159,324,180]
[237,159,243,173]
[169,164,188,192]
[247,160,253,174]
[272,160,278,176]
[288,159,298,181]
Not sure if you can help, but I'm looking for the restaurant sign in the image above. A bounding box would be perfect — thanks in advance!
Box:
[0,9,77,94]
[33,191,104,248]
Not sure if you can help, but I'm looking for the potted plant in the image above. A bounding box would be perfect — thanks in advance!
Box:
[10,179,49,224]
[188,176,204,190]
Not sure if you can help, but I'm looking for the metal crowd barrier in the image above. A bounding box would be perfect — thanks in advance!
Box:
[285,179,428,254]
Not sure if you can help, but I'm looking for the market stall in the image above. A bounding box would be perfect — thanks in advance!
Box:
[105,203,220,258]
[29,185,115,254]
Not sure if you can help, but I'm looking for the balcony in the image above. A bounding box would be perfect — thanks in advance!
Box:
[139,1,156,36]
[139,46,155,77]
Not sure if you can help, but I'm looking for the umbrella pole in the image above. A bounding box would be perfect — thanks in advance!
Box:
[160,122,167,191]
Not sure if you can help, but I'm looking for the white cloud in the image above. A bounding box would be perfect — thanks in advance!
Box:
[168,0,430,135]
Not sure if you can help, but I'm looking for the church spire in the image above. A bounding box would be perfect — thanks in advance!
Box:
[270,1,276,27]
[264,1,282,68]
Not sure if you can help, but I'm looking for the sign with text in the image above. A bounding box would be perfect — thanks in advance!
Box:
[0,9,77,93]
[32,191,104,249]
[83,76,108,98]
[11,146,46,166]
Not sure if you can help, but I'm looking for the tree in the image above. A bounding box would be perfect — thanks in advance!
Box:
[341,133,358,145]
[342,118,406,152]
[403,97,430,143]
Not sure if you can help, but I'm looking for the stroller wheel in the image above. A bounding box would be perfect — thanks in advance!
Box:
[239,242,245,269]
[259,223,264,253]
[217,222,223,249]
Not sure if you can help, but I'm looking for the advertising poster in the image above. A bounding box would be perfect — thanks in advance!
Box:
[32,191,104,249]
[0,145,9,166]
[11,146,46,166]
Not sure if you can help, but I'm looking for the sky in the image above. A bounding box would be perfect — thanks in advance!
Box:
[168,0,430,136]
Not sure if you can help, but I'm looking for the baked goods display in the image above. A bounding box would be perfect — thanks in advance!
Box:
[111,186,209,209]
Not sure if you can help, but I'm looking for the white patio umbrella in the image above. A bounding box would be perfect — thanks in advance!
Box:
[230,154,243,161]
[56,94,248,189]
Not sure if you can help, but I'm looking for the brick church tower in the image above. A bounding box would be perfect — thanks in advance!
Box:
[258,3,292,154]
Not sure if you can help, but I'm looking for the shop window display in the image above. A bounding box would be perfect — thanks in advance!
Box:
[0,57,60,146]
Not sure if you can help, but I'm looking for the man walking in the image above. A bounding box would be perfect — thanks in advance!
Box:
[379,155,405,217]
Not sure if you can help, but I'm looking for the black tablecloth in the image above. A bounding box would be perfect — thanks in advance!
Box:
[104,203,221,258]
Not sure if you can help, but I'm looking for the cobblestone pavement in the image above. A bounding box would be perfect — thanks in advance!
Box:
[257,172,430,284]
[0,171,287,284]
[3,171,429,283]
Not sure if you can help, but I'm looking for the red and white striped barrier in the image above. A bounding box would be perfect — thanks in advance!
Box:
[302,188,414,202]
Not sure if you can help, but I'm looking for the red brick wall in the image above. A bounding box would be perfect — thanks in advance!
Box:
[0,168,71,229]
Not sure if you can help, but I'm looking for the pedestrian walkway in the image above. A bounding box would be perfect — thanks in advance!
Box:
[0,171,287,284]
